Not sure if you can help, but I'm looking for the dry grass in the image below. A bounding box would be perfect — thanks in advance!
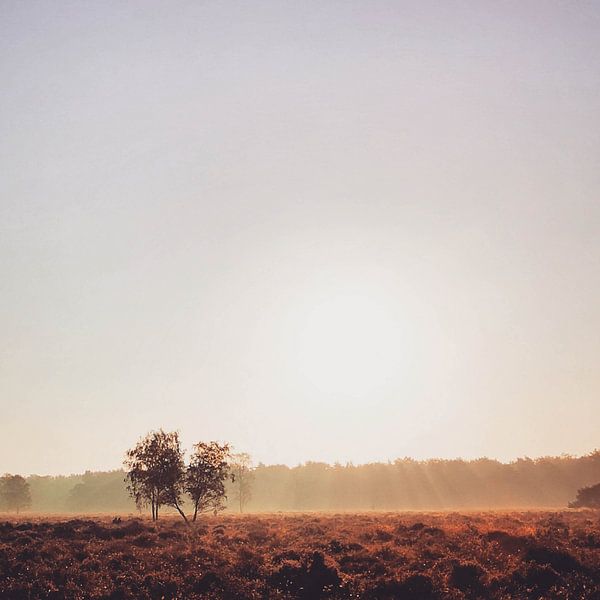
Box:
[1,510,599,598]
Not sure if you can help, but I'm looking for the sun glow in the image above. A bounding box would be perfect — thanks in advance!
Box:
[292,291,403,398]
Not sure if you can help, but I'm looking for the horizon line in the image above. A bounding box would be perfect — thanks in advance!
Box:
[11,448,600,479]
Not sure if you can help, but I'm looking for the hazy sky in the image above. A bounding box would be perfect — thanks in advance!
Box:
[1,1,599,475]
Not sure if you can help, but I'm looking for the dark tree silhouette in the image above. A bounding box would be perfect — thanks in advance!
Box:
[230,452,254,513]
[124,431,233,522]
[0,474,32,514]
[186,441,231,521]
[568,482,600,508]
[124,430,186,521]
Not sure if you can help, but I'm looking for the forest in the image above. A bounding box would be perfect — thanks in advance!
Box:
[16,450,600,514]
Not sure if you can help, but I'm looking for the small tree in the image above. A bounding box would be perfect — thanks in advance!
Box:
[186,441,231,521]
[124,430,186,521]
[569,482,600,508]
[0,474,32,514]
[230,452,254,513]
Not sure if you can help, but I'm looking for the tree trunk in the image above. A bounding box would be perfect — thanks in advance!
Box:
[174,501,189,524]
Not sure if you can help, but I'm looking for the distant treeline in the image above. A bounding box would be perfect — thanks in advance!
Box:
[22,452,600,513]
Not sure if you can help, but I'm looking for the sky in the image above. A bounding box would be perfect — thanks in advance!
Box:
[1,1,599,475]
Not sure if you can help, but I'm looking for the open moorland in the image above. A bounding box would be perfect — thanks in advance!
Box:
[1,511,599,599]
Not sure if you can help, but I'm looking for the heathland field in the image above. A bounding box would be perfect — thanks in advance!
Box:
[1,511,599,599]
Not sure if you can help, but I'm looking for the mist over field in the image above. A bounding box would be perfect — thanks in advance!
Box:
[19,452,600,514]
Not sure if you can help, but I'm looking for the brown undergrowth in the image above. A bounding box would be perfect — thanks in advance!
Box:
[1,511,599,599]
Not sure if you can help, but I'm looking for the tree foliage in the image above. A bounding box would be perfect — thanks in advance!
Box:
[186,441,232,521]
[124,430,186,521]
[66,470,133,512]
[124,431,231,522]
[568,482,600,508]
[0,474,32,513]
[230,452,254,513]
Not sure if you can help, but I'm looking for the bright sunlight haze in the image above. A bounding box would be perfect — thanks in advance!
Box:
[1,1,600,475]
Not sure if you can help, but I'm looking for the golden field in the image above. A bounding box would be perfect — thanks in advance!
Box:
[1,511,599,599]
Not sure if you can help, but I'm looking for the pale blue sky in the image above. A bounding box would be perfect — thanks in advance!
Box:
[1,1,599,474]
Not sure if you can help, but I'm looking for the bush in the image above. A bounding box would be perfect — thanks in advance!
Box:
[569,482,600,508]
